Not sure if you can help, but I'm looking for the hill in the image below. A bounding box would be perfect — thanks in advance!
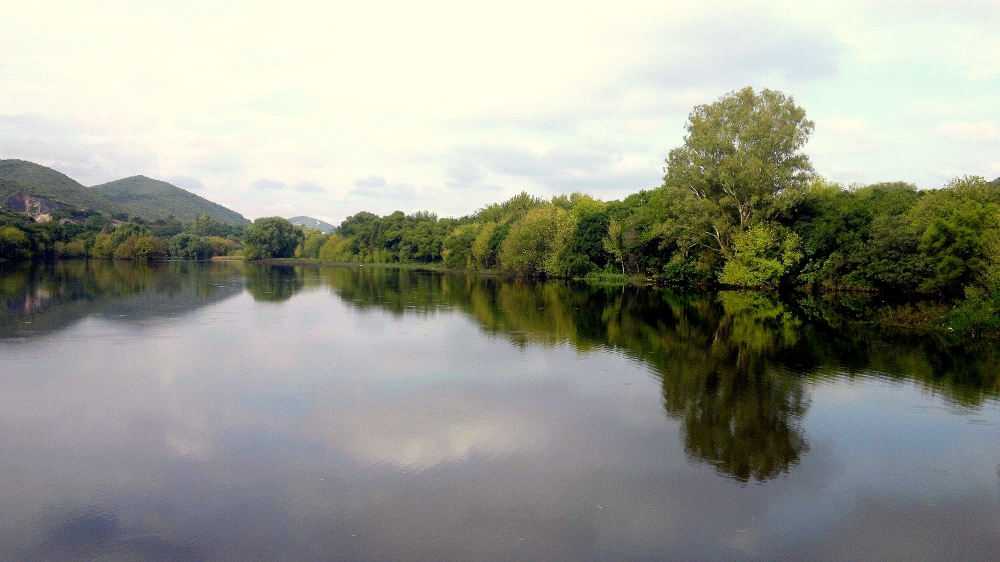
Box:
[0,159,126,214]
[91,176,249,224]
[290,216,336,233]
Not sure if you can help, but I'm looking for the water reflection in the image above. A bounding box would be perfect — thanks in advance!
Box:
[32,507,200,561]
[1,263,999,561]
[0,261,243,340]
[654,293,810,482]
[8,263,998,484]
[299,266,999,481]
[243,263,305,302]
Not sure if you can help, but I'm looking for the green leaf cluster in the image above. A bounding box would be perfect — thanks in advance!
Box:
[243,217,302,260]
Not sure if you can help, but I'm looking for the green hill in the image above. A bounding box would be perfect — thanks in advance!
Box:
[289,216,336,233]
[0,159,126,214]
[91,176,249,224]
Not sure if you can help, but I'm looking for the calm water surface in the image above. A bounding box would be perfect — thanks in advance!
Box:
[1,261,998,561]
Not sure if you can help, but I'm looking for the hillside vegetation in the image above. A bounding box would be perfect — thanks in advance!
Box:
[92,175,249,224]
[0,160,126,215]
[0,161,249,265]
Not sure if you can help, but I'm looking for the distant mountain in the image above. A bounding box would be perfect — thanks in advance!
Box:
[91,176,249,224]
[0,159,126,214]
[290,216,336,233]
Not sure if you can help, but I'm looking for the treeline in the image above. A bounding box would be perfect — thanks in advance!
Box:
[272,88,1000,332]
[290,194,613,278]
[0,210,244,263]
[5,86,1000,327]
[289,176,1000,291]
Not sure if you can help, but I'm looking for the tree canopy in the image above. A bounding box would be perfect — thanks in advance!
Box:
[663,87,815,255]
[243,217,302,260]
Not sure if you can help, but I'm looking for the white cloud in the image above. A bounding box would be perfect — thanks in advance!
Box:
[0,0,997,220]
[811,118,876,156]
[0,114,157,185]
[293,181,326,194]
[251,178,286,191]
[354,176,388,189]
[934,121,1000,143]
[167,176,208,193]
[625,9,842,90]
[348,176,421,202]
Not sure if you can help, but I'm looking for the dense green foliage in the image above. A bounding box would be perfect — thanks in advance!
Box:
[663,87,814,253]
[0,210,243,263]
[169,232,209,259]
[243,217,302,259]
[91,175,250,224]
[310,174,1000,295]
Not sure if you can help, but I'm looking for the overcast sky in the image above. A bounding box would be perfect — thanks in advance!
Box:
[1,0,998,223]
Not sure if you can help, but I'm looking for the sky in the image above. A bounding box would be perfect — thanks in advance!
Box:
[0,0,998,223]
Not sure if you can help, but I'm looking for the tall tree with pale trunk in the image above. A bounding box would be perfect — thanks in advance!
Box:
[663,87,814,257]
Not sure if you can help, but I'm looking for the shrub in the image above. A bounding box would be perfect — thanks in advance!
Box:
[170,232,209,259]
[720,225,803,288]
[0,226,31,263]
[55,239,88,258]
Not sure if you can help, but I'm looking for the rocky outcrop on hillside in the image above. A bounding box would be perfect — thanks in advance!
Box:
[5,194,75,215]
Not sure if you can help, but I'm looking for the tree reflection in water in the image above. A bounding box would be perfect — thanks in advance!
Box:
[243,263,305,302]
[0,260,244,340]
[308,268,812,481]
[656,292,809,482]
[5,263,999,484]
[310,266,1000,483]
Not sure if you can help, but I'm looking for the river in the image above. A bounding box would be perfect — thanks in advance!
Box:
[1,261,997,561]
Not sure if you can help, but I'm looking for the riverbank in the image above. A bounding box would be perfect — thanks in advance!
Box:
[223,256,657,285]
[216,256,998,338]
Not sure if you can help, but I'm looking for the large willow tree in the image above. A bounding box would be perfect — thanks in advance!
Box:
[663,87,814,256]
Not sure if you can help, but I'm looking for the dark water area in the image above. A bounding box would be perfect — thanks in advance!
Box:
[1,261,998,561]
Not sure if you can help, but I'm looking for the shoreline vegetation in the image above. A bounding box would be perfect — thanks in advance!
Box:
[256,257,660,287]
[244,259,963,335]
[4,87,1000,335]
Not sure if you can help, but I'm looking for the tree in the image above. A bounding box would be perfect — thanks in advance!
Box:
[0,226,31,263]
[243,217,302,260]
[318,234,352,262]
[569,195,611,269]
[603,218,627,274]
[443,224,480,268]
[110,222,152,245]
[114,234,166,260]
[170,232,209,260]
[498,204,574,276]
[663,87,815,255]
[718,224,803,287]
[471,221,508,269]
[295,229,330,259]
[910,176,1000,295]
